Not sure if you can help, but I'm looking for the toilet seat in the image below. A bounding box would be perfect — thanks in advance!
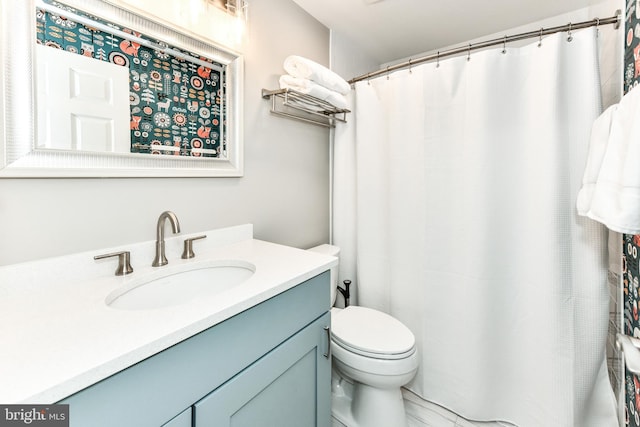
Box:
[331,306,416,360]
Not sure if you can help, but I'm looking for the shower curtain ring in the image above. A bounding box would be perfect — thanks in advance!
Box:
[386,66,390,80]
[538,28,543,47]
[436,51,440,68]
[467,44,471,61]
[502,35,507,54]
[595,17,600,37]
[567,22,573,42]
[408,58,412,74]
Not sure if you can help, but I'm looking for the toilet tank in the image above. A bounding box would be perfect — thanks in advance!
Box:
[307,244,340,306]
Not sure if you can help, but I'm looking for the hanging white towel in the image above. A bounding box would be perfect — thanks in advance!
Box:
[283,55,351,95]
[279,74,349,110]
[577,85,640,234]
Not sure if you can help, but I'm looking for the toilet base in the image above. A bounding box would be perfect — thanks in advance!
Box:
[331,372,408,427]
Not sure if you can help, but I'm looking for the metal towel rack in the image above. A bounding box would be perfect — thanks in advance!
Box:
[261,88,350,128]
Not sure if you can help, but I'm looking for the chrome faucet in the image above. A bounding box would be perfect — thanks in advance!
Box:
[152,211,181,267]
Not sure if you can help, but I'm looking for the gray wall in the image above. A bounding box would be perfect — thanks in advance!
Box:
[330,31,379,83]
[0,0,331,266]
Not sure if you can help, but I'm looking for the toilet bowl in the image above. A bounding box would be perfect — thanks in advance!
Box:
[308,244,418,427]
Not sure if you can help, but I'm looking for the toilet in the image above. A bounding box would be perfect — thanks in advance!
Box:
[308,244,418,427]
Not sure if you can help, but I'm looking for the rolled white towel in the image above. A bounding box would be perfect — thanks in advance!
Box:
[284,55,351,95]
[279,74,349,110]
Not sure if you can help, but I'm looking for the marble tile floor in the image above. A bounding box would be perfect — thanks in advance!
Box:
[331,389,517,427]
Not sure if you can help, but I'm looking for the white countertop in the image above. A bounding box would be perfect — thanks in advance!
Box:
[0,224,337,404]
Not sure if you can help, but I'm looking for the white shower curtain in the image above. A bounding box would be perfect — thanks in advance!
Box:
[333,28,617,426]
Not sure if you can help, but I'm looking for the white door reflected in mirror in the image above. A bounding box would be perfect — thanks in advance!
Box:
[36,44,130,153]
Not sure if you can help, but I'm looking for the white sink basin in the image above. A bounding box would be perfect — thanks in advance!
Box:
[106,260,255,310]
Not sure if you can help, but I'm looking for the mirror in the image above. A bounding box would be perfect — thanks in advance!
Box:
[0,0,244,177]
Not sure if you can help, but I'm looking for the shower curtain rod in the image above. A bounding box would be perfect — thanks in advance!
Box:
[349,10,622,84]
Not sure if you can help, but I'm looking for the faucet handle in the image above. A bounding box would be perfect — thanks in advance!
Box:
[181,235,207,259]
[94,251,134,276]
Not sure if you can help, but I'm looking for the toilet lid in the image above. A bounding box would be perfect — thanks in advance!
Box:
[331,306,415,359]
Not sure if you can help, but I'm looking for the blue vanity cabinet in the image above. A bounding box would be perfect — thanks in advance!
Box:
[59,271,331,427]
[194,313,331,426]
[162,408,191,427]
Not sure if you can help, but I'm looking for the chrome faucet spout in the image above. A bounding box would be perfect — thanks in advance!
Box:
[152,211,181,267]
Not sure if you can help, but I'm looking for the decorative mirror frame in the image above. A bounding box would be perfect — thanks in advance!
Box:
[0,0,244,177]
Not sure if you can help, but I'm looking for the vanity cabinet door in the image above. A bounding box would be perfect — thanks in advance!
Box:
[162,408,191,427]
[194,312,331,427]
